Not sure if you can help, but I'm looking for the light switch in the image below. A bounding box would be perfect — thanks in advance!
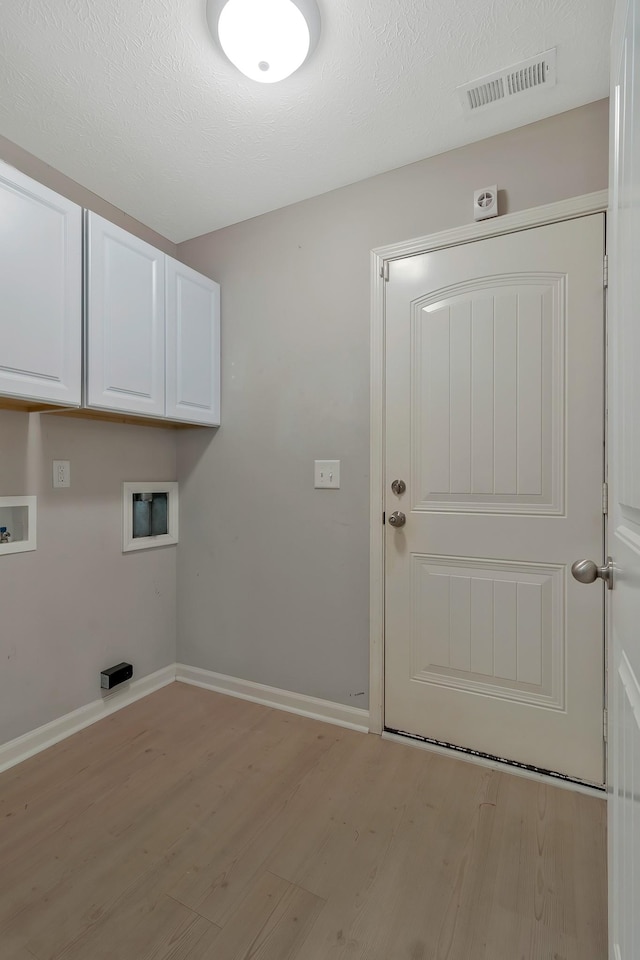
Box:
[53,460,71,488]
[314,460,340,489]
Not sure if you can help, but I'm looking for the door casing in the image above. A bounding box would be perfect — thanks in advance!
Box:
[369,191,609,763]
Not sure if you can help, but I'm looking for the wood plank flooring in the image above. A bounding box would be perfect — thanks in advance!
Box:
[0,683,607,960]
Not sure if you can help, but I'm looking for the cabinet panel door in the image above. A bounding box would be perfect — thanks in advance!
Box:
[0,161,81,405]
[86,212,165,416]
[166,257,220,425]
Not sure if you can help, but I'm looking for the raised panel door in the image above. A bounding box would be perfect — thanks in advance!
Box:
[0,161,81,405]
[165,257,220,425]
[385,215,605,784]
[86,212,165,416]
[608,0,640,954]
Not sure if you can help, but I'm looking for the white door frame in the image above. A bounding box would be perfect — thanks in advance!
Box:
[369,190,609,738]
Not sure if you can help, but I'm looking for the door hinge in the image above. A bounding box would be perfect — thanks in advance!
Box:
[603,707,608,743]
[602,481,609,515]
[380,260,389,282]
[603,254,608,288]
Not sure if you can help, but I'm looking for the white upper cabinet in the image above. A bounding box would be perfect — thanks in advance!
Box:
[86,212,166,417]
[0,171,219,426]
[165,257,220,425]
[0,161,81,405]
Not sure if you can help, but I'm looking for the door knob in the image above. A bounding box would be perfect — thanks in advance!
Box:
[388,511,406,528]
[391,479,406,495]
[571,557,613,590]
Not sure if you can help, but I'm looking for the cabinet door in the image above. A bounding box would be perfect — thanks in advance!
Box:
[0,161,81,405]
[166,258,220,425]
[86,212,165,416]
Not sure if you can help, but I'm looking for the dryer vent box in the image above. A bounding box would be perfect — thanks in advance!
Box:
[474,185,498,221]
[101,662,133,690]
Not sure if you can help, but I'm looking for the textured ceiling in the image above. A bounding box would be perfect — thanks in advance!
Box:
[0,0,613,242]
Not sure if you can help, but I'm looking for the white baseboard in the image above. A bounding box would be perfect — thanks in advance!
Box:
[0,658,606,797]
[381,732,606,798]
[0,663,370,775]
[175,663,370,734]
[0,664,176,774]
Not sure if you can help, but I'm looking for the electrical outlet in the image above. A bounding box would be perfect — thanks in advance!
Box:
[53,460,71,488]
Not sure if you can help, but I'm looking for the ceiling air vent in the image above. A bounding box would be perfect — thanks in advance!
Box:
[457,49,557,114]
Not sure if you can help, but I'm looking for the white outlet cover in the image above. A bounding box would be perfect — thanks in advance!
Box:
[314,460,340,489]
[53,460,71,488]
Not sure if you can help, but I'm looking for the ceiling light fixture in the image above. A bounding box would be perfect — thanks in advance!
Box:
[207,0,320,84]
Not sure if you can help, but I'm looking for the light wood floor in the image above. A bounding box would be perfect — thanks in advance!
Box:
[0,683,607,960]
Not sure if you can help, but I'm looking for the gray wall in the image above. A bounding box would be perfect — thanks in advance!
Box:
[0,100,611,742]
[176,99,610,710]
[0,140,178,743]
[0,415,177,744]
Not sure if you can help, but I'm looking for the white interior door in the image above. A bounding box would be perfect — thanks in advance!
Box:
[608,0,640,954]
[384,215,606,785]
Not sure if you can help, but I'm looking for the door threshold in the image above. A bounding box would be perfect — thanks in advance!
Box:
[383,728,606,798]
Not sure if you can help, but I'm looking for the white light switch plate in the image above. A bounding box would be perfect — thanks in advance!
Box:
[53,460,71,488]
[314,460,340,489]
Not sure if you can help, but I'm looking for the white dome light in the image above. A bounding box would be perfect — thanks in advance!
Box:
[208,0,320,84]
